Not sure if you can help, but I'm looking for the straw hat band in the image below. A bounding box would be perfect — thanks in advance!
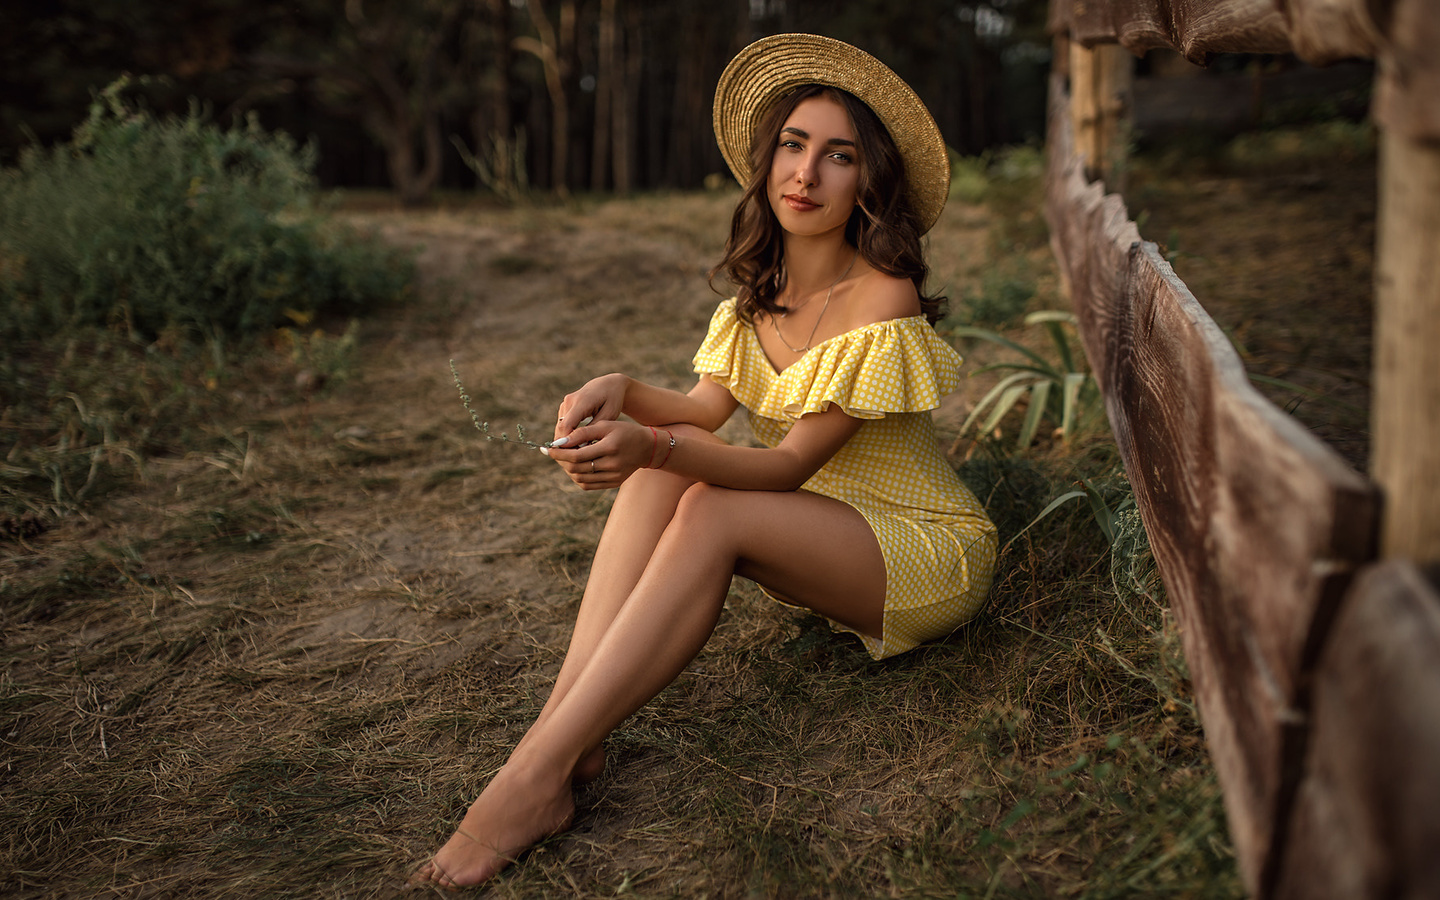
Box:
[712,34,950,233]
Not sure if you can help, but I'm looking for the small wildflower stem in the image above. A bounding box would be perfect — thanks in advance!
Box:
[450,360,551,449]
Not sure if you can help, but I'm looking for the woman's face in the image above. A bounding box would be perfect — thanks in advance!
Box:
[766,95,860,240]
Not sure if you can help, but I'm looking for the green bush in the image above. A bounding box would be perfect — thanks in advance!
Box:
[0,78,411,343]
[948,150,991,205]
[1220,118,1376,173]
[948,264,1037,329]
[947,145,1050,253]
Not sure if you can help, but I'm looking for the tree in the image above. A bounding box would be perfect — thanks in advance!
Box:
[247,0,471,205]
[515,0,576,197]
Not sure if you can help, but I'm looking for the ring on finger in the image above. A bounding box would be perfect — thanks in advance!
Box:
[590,460,596,473]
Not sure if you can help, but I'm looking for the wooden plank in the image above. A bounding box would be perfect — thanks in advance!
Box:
[1050,0,1292,64]
[1044,75,1381,893]
[1373,130,1440,562]
[1273,560,1440,899]
[1049,0,1440,141]
[1116,241,1378,895]
[1279,0,1381,65]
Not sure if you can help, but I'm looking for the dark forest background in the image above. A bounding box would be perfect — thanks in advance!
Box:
[1,0,1053,205]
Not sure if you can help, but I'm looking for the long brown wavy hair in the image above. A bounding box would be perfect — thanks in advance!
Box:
[709,85,945,326]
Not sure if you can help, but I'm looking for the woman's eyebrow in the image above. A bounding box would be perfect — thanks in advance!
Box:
[780,126,856,147]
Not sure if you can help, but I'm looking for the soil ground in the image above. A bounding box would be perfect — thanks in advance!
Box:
[0,132,1375,897]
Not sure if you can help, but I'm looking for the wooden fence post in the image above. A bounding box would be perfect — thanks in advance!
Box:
[1274,560,1440,898]
[1068,40,1133,189]
[1373,132,1440,563]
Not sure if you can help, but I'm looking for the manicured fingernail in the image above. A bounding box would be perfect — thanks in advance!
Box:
[540,447,550,456]
[550,436,569,447]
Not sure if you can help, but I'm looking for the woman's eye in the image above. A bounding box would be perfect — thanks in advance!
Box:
[830,151,854,164]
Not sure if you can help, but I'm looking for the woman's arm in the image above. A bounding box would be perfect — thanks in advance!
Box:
[547,402,862,493]
[625,376,738,432]
[556,373,738,439]
[661,404,861,491]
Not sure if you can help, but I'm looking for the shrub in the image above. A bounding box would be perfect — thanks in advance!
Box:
[947,146,1049,253]
[0,78,411,343]
[946,263,1037,329]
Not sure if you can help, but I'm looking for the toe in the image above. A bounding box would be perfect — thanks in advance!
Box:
[404,860,435,888]
[405,859,459,891]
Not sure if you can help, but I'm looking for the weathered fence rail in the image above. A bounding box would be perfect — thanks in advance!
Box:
[1044,1,1440,896]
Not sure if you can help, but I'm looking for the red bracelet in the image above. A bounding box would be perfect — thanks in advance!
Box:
[656,430,675,469]
[646,426,659,469]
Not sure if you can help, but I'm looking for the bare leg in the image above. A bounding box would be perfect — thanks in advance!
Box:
[518,426,724,782]
[409,485,886,889]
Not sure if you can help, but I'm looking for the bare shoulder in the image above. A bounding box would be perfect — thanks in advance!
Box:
[841,268,922,328]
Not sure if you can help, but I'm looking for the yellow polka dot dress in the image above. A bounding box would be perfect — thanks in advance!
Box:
[692,299,998,659]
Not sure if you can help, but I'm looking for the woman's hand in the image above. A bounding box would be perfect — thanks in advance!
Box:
[554,374,630,443]
[542,419,657,490]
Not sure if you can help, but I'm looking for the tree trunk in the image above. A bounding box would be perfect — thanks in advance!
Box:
[520,0,570,197]
[371,104,442,206]
[666,27,702,186]
[347,2,455,206]
[590,0,617,191]
[614,0,642,194]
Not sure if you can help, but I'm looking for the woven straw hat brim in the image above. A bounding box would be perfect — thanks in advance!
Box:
[712,33,950,234]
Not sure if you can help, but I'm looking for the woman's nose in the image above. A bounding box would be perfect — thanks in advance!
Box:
[794,156,817,185]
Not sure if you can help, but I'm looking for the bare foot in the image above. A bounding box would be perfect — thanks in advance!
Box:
[573,745,606,786]
[407,763,575,890]
[515,731,607,786]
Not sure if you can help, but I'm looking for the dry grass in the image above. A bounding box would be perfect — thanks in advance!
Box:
[0,179,1273,897]
[1124,120,1376,472]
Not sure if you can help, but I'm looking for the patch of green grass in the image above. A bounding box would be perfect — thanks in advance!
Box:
[422,466,478,491]
[1137,117,1376,181]
[945,263,1038,329]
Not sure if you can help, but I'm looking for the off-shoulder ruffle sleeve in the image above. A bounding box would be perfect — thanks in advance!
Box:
[692,299,964,421]
[768,316,963,420]
[691,298,761,387]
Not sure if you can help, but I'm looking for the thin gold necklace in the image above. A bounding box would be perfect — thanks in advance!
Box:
[773,249,858,353]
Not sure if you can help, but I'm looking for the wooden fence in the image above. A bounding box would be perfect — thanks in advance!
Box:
[1043,1,1440,896]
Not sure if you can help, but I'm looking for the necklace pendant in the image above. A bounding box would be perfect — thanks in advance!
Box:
[771,247,858,355]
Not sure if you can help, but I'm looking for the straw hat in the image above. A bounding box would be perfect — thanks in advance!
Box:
[712,33,951,234]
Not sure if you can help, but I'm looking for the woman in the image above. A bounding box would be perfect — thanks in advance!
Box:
[410,33,996,890]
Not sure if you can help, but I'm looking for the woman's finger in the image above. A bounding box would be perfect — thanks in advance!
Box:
[543,441,606,474]
[552,414,597,444]
[558,456,610,490]
[546,418,609,453]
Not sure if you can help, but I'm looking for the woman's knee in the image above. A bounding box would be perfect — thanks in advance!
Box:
[618,464,683,496]
[670,483,744,538]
